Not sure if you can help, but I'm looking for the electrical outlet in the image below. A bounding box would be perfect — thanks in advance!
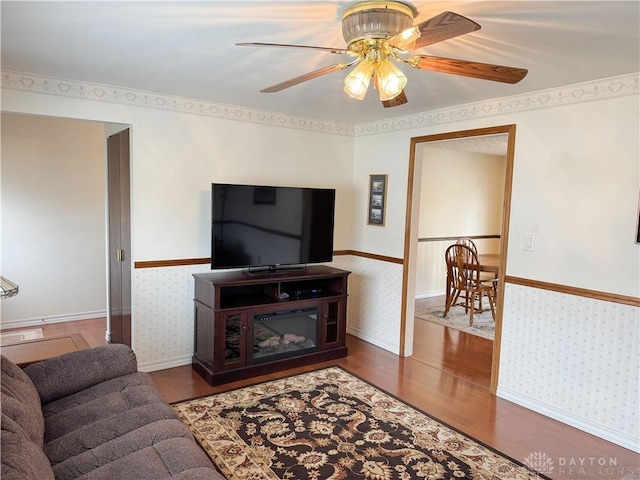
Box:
[523,232,536,252]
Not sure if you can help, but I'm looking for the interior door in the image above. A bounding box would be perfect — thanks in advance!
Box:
[107,129,131,346]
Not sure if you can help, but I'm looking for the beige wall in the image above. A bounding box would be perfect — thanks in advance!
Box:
[418,148,505,239]
[1,113,107,325]
[415,147,505,296]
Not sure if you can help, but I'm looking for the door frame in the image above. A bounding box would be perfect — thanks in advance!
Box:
[400,124,517,394]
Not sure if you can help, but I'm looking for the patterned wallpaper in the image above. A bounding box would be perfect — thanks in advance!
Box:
[330,255,404,355]
[133,263,210,370]
[498,283,639,451]
[132,256,404,369]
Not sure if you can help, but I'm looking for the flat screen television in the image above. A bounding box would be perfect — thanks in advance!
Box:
[212,183,335,272]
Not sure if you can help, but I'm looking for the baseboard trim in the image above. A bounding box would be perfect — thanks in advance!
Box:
[138,354,192,372]
[0,310,107,330]
[497,386,640,453]
[415,290,446,299]
[346,327,400,355]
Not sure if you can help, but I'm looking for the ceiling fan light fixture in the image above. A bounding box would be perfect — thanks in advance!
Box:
[342,1,414,45]
[344,59,375,100]
[375,60,407,101]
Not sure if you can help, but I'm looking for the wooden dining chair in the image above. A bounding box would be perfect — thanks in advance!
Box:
[444,244,496,326]
[456,237,497,304]
[456,237,478,254]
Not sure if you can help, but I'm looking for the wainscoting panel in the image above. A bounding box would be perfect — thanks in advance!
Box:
[330,256,404,355]
[498,283,639,452]
[133,263,210,370]
[132,256,404,370]
[415,241,448,298]
[415,238,500,298]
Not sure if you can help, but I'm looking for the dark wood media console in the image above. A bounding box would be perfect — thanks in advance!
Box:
[192,265,350,385]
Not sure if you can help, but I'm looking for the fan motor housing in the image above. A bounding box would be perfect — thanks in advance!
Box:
[342,1,415,46]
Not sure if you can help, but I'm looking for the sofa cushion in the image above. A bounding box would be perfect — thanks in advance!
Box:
[0,355,45,447]
[41,372,166,444]
[1,413,55,480]
[74,437,224,480]
[24,344,137,403]
[51,419,218,479]
[45,402,178,464]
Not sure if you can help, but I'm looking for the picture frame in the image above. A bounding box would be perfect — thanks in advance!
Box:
[368,174,387,225]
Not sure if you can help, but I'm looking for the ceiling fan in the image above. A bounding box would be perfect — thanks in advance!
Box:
[237,1,528,108]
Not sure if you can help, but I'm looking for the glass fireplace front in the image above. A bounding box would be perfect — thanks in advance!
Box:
[252,307,318,364]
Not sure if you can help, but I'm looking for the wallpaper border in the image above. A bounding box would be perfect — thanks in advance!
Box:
[355,73,639,135]
[2,70,638,137]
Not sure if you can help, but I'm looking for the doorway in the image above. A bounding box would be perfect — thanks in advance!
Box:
[401,125,517,393]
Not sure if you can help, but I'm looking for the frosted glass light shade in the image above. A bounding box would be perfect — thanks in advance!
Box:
[389,25,420,50]
[376,60,407,101]
[344,60,375,100]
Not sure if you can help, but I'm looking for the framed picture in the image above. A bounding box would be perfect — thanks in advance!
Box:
[368,174,387,225]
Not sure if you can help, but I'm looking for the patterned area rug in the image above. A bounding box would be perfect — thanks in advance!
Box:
[173,367,545,480]
[0,328,43,346]
[415,304,494,340]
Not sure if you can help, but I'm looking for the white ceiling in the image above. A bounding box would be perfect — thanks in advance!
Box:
[1,1,639,125]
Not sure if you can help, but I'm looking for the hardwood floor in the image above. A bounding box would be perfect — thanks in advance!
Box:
[413,296,493,389]
[3,314,638,479]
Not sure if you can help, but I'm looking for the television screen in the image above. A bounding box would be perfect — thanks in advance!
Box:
[212,183,335,270]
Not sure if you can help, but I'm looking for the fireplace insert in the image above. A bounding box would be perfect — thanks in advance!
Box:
[252,307,318,364]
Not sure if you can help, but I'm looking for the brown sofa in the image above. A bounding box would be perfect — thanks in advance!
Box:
[1,343,223,479]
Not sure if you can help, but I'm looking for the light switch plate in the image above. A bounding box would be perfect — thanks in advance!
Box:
[523,232,536,252]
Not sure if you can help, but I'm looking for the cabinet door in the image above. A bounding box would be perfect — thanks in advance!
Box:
[218,310,247,370]
[319,297,345,349]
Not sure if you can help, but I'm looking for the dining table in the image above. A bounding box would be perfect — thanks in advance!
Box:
[477,253,500,274]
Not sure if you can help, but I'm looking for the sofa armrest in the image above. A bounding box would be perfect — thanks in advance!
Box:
[24,344,138,404]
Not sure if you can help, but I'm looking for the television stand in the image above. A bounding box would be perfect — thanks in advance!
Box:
[192,265,350,385]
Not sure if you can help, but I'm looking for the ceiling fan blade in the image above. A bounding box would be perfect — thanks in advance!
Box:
[260,63,350,93]
[412,55,528,84]
[407,11,481,50]
[382,90,408,108]
[236,42,349,55]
